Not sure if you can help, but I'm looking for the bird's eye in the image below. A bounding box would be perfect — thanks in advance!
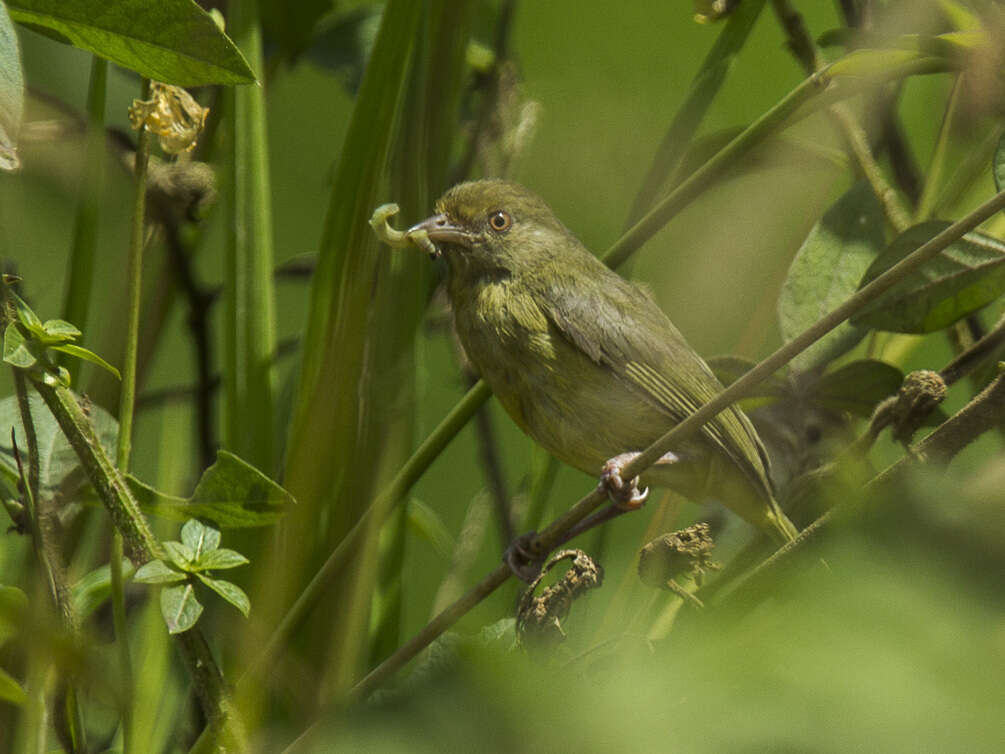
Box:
[488,210,513,232]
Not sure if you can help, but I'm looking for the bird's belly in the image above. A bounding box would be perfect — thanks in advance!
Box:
[467,328,671,477]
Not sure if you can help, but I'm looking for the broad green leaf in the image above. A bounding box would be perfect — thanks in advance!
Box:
[195,574,249,617]
[779,182,886,370]
[0,1,23,171]
[163,540,195,569]
[809,360,903,418]
[71,559,135,618]
[180,518,220,558]
[160,583,202,633]
[127,450,293,527]
[0,391,117,496]
[7,0,255,86]
[133,559,186,585]
[406,498,456,560]
[853,221,1005,333]
[50,344,120,379]
[192,548,248,572]
[994,131,1005,194]
[3,323,35,368]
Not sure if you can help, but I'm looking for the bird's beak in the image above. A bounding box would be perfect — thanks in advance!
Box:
[407,213,474,249]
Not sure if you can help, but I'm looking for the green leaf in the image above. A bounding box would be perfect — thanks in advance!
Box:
[180,518,220,559]
[304,6,382,93]
[3,323,36,368]
[133,559,186,584]
[160,583,202,633]
[162,540,195,569]
[192,548,248,572]
[0,1,23,171]
[6,0,255,86]
[994,131,1005,195]
[49,343,121,380]
[0,391,118,496]
[778,182,886,370]
[9,289,42,332]
[260,0,334,63]
[195,574,249,617]
[853,222,1005,333]
[127,450,293,527]
[809,360,903,418]
[39,319,81,342]
[71,559,135,618]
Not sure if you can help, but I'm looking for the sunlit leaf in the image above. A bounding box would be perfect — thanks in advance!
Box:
[3,323,36,368]
[828,47,935,77]
[192,548,248,571]
[40,319,81,342]
[163,540,195,569]
[160,583,202,633]
[406,498,456,560]
[180,518,220,558]
[195,574,249,617]
[7,0,255,86]
[779,182,886,370]
[134,559,186,584]
[853,221,1005,333]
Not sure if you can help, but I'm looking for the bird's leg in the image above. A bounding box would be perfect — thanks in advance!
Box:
[503,451,680,582]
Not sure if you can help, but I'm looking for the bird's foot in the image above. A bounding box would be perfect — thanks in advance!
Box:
[504,531,545,583]
[600,452,649,509]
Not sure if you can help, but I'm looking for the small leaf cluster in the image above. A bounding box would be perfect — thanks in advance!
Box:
[134,518,249,634]
[2,282,120,385]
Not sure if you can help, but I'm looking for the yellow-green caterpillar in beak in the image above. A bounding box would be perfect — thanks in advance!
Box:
[370,203,440,259]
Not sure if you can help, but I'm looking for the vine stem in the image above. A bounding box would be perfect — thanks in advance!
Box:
[340,186,1005,702]
[29,376,246,748]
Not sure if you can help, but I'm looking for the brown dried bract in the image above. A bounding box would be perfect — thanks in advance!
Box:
[128,82,209,154]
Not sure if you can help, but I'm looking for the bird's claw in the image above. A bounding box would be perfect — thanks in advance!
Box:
[504,532,545,583]
[600,454,649,510]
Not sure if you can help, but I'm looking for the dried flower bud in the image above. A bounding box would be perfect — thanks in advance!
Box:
[128,82,208,154]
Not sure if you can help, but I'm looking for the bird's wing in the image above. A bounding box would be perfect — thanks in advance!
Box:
[532,261,773,497]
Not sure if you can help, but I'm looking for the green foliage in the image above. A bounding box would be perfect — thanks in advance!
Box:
[0,1,23,172]
[1,287,119,380]
[6,0,255,85]
[128,450,294,527]
[854,222,1005,333]
[134,518,250,633]
[778,181,886,371]
[0,391,117,496]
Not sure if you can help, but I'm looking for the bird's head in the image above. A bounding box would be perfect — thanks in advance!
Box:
[408,179,572,277]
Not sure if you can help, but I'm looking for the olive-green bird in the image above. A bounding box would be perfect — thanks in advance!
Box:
[406,179,799,553]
